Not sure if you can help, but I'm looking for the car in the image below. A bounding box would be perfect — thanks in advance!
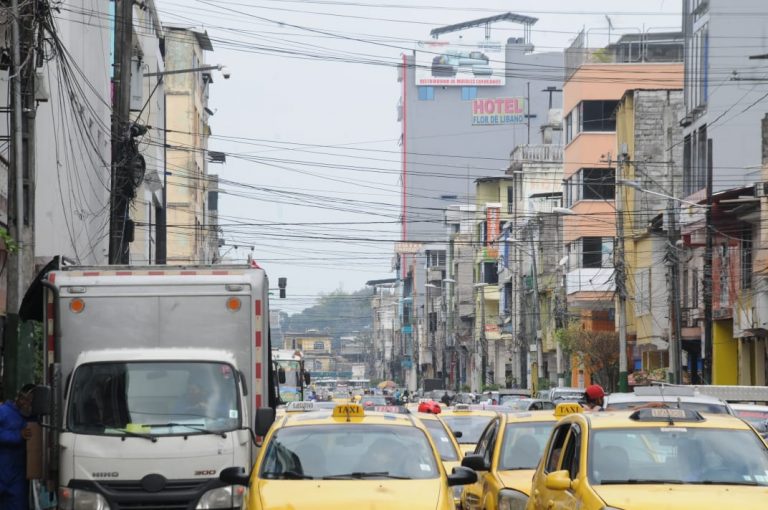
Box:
[502,398,556,412]
[440,404,500,454]
[604,386,733,414]
[526,405,768,510]
[414,411,465,508]
[460,407,564,510]
[545,387,586,403]
[730,403,768,437]
[220,403,478,509]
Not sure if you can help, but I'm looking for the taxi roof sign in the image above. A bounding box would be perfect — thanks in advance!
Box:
[332,403,365,420]
[629,407,704,423]
[453,404,471,412]
[286,401,317,412]
[554,402,584,417]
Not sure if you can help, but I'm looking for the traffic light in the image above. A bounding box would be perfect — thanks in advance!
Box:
[278,277,287,299]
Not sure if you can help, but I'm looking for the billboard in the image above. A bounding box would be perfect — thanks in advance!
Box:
[414,40,505,87]
[472,97,526,125]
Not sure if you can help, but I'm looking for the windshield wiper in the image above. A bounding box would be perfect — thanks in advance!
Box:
[696,480,760,486]
[148,422,227,438]
[322,471,411,480]
[81,422,158,442]
[262,470,314,480]
[601,479,685,485]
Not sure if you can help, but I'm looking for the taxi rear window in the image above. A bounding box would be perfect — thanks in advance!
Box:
[422,420,459,461]
[259,425,439,480]
[441,415,494,444]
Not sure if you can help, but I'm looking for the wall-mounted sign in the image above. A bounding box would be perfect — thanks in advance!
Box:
[472,97,526,125]
[395,242,423,254]
[414,40,505,87]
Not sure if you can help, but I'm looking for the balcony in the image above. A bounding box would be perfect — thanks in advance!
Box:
[509,144,563,164]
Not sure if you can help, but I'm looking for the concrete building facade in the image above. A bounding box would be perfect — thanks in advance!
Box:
[164,27,218,264]
[562,30,684,385]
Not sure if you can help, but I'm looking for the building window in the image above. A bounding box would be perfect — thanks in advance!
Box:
[635,268,651,316]
[742,230,752,290]
[313,341,325,351]
[507,186,514,214]
[418,86,435,100]
[692,268,699,308]
[564,111,575,143]
[481,261,498,285]
[461,86,477,100]
[564,168,615,206]
[568,237,613,269]
[426,250,446,268]
[579,100,618,132]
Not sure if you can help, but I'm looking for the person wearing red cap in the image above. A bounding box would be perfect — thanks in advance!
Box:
[583,384,605,412]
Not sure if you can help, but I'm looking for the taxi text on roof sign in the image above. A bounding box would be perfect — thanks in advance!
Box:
[554,402,583,418]
[332,403,365,419]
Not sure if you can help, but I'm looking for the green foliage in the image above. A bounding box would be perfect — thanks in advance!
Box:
[0,227,18,253]
[282,287,372,338]
[482,383,500,391]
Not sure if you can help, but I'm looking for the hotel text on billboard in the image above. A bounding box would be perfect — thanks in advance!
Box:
[472,98,525,126]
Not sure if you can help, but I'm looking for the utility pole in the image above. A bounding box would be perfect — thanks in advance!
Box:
[529,222,545,393]
[109,0,134,264]
[666,200,683,384]
[616,155,629,393]
[702,139,714,383]
[4,0,37,397]
[479,286,487,388]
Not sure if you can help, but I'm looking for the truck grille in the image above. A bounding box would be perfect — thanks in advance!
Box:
[99,479,206,510]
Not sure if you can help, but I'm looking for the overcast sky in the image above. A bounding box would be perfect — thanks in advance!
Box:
[157,0,681,313]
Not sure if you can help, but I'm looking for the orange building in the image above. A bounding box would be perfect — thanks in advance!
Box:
[562,31,683,386]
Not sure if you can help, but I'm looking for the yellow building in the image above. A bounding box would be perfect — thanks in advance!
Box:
[474,177,514,389]
[284,332,334,373]
[164,27,219,264]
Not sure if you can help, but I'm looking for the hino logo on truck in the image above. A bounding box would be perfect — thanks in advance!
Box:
[92,472,119,478]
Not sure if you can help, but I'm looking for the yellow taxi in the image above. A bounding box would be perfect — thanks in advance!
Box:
[414,411,466,506]
[460,407,563,510]
[440,404,501,454]
[220,403,478,509]
[527,405,768,510]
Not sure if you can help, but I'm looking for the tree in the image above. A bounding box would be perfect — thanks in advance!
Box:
[558,323,619,392]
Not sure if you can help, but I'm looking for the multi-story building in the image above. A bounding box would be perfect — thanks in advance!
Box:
[129,1,166,264]
[397,13,563,390]
[504,140,564,389]
[615,89,684,379]
[283,332,335,374]
[444,205,477,391]
[164,27,218,264]
[681,0,768,385]
[562,30,683,386]
[368,279,400,382]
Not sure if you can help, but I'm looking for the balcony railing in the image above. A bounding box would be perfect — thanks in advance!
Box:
[510,144,563,164]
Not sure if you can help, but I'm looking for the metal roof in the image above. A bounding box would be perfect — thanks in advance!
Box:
[430,12,538,38]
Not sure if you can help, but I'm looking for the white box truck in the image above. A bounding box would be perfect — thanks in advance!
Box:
[38,265,276,509]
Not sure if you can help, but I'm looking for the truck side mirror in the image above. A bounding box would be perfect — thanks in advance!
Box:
[219,466,250,487]
[303,370,310,385]
[254,407,276,436]
[277,368,286,385]
[31,385,52,416]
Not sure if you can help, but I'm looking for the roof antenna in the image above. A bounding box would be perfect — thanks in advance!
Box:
[658,383,674,425]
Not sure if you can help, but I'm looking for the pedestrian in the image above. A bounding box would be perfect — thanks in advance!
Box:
[0,383,36,510]
[583,384,605,412]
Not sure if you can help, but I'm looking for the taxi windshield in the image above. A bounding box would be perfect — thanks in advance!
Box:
[589,427,768,486]
[498,422,553,470]
[440,415,494,444]
[259,424,440,480]
[421,419,459,461]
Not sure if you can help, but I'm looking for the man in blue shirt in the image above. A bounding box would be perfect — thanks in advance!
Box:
[0,384,36,510]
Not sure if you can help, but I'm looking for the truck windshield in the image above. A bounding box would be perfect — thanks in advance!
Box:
[276,360,302,403]
[68,361,240,436]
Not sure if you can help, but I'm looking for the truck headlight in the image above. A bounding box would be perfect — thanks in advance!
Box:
[497,489,528,510]
[196,485,247,509]
[58,487,111,510]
